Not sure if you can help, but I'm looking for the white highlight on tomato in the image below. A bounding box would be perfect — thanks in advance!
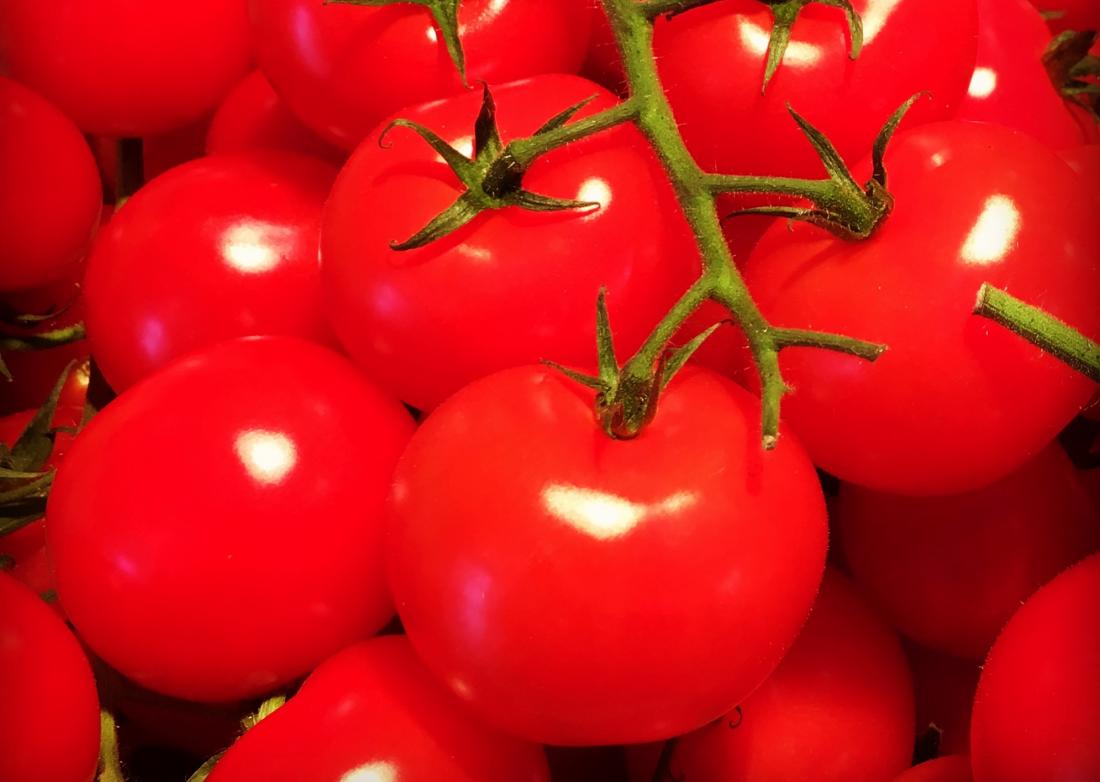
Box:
[968,67,998,99]
[542,484,697,540]
[235,430,298,485]
[961,194,1021,266]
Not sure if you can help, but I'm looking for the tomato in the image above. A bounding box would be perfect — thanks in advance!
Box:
[582,1,626,94]
[47,337,415,702]
[0,76,100,292]
[92,119,213,203]
[740,121,1100,495]
[388,365,827,745]
[836,444,1100,658]
[205,637,550,782]
[892,756,973,782]
[652,0,978,178]
[84,152,338,392]
[627,570,914,782]
[906,643,981,756]
[323,74,695,411]
[1032,0,1100,34]
[1061,142,1100,187]
[206,71,344,164]
[0,0,250,136]
[957,0,1098,150]
[0,573,100,782]
[970,553,1100,782]
[249,0,592,149]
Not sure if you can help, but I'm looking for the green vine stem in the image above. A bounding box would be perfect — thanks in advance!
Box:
[0,323,86,352]
[97,710,126,782]
[974,284,1100,382]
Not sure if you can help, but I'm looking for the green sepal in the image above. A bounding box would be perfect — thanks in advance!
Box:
[542,361,609,393]
[595,288,619,387]
[473,82,502,158]
[788,104,861,190]
[534,95,598,136]
[1044,30,1100,119]
[761,0,863,93]
[6,361,74,473]
[0,472,53,506]
[661,323,721,389]
[507,190,600,213]
[380,119,476,183]
[391,192,483,250]
[186,753,223,782]
[98,710,126,782]
[871,93,926,188]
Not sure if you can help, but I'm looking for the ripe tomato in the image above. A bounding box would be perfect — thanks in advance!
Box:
[0,77,100,292]
[627,570,914,782]
[0,573,100,782]
[906,643,981,756]
[206,636,550,782]
[741,121,1100,495]
[970,553,1100,782]
[582,1,626,94]
[92,119,212,202]
[84,152,338,392]
[388,365,827,745]
[0,0,250,136]
[836,444,1100,658]
[323,74,695,411]
[1062,143,1100,187]
[47,337,415,702]
[892,756,973,782]
[249,0,592,149]
[653,0,978,177]
[206,71,344,163]
[1032,0,1100,33]
[956,0,1098,149]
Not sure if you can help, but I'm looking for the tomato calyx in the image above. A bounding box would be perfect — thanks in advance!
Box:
[0,320,86,382]
[1043,29,1100,119]
[758,0,863,92]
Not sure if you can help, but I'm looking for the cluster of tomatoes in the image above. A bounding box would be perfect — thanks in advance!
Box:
[1,0,1099,781]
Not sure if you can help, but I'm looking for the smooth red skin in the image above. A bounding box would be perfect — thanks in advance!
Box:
[207,637,550,782]
[892,756,973,782]
[741,121,1100,495]
[0,573,99,782]
[323,75,695,411]
[1033,0,1100,33]
[0,1,250,136]
[627,570,914,782]
[970,553,1100,782]
[905,643,980,756]
[0,77,100,292]
[1061,143,1100,189]
[388,365,828,745]
[46,337,415,702]
[957,0,1099,150]
[582,0,627,94]
[836,444,1100,658]
[652,0,978,178]
[207,71,344,164]
[84,152,338,392]
[249,0,592,149]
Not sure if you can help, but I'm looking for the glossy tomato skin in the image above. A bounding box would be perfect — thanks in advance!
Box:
[836,444,1100,658]
[0,77,100,292]
[957,0,1098,150]
[0,1,250,136]
[84,152,338,392]
[323,75,695,411]
[892,756,973,782]
[0,573,100,782]
[970,553,1100,782]
[388,365,828,745]
[47,337,415,702]
[741,121,1100,495]
[653,0,978,177]
[627,570,914,782]
[249,0,592,149]
[206,636,550,782]
[206,71,344,163]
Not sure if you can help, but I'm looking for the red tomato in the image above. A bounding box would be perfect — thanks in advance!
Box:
[205,636,550,782]
[627,570,914,782]
[652,0,978,177]
[957,0,1098,149]
[388,365,827,745]
[84,152,338,392]
[322,74,695,411]
[47,337,415,702]
[1033,0,1100,33]
[906,644,981,756]
[581,1,626,94]
[0,77,100,292]
[970,553,1100,782]
[249,0,592,149]
[92,118,213,202]
[892,756,973,782]
[206,71,344,163]
[1062,143,1100,187]
[0,1,250,136]
[836,444,1100,658]
[741,121,1100,495]
[0,573,100,782]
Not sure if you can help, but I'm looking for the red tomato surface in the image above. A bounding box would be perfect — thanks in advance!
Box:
[741,121,1100,495]
[249,0,592,149]
[1033,0,1100,33]
[206,636,550,782]
[0,1,250,136]
[92,119,212,201]
[47,337,415,702]
[388,365,828,745]
[627,570,914,782]
[970,553,1100,782]
[323,74,695,411]
[84,152,337,392]
[653,0,978,177]
[1062,142,1100,186]
[0,77,100,292]
[582,0,626,94]
[906,643,981,756]
[957,0,1098,149]
[0,573,100,782]
[893,756,973,782]
[836,444,1100,658]
[207,71,344,163]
